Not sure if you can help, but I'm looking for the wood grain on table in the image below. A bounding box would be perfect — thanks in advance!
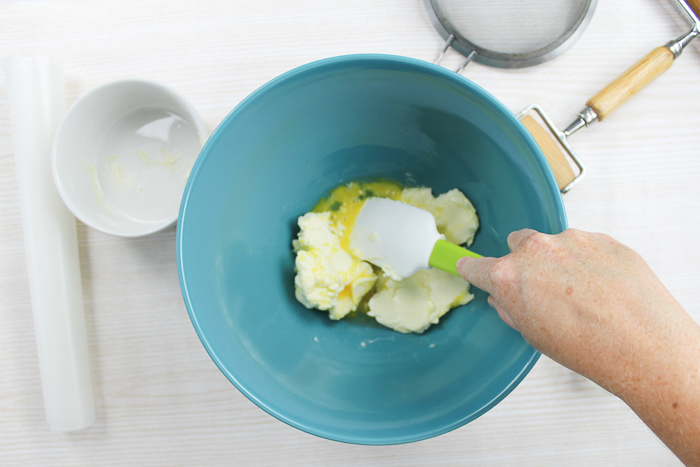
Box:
[1,1,699,465]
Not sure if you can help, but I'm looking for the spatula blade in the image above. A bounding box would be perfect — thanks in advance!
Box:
[350,197,443,280]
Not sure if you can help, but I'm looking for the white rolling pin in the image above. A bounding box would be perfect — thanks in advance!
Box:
[4,56,95,431]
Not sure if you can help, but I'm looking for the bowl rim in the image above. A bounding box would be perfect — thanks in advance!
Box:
[52,78,208,238]
[177,53,566,445]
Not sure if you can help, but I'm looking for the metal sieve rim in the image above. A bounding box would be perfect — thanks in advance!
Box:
[424,0,598,69]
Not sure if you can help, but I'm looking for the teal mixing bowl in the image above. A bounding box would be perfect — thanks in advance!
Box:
[177,55,567,445]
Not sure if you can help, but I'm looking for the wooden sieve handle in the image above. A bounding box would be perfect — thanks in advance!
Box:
[520,115,576,192]
[687,0,700,19]
[586,46,675,121]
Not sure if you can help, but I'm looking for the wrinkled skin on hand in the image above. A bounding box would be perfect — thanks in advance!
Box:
[458,229,700,467]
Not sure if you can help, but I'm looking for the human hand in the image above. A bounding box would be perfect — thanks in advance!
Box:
[457,229,700,466]
[456,228,684,386]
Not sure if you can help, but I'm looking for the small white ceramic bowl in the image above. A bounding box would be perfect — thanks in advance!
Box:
[52,79,208,237]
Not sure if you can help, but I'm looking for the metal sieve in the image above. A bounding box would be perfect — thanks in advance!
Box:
[425,0,598,70]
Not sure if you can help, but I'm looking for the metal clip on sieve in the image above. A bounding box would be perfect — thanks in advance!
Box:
[434,34,477,74]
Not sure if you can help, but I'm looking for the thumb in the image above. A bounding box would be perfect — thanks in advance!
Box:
[456,256,497,294]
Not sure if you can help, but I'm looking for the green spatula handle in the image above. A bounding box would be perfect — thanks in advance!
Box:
[428,239,482,276]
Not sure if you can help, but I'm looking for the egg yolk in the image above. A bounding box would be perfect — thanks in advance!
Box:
[312,180,403,252]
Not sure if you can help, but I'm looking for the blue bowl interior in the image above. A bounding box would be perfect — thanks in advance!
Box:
[177,55,567,445]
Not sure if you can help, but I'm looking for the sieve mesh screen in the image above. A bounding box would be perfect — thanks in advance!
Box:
[429,0,595,67]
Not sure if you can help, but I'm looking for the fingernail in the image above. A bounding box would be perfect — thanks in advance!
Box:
[456,256,474,273]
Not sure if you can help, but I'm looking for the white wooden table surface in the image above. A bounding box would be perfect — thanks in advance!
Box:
[1,0,699,465]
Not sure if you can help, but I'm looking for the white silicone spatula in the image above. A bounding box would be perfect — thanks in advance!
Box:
[350,197,481,280]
